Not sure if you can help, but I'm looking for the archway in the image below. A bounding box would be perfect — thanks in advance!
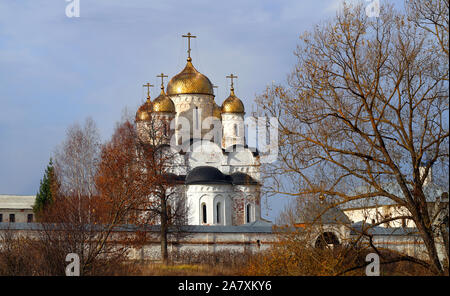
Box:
[315,232,340,249]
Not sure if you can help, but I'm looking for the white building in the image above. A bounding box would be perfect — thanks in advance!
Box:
[134,45,267,227]
[341,166,448,228]
[0,195,36,223]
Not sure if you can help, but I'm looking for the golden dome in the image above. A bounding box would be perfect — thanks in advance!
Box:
[135,99,152,121]
[221,89,245,114]
[152,88,175,113]
[213,104,222,119]
[166,58,214,95]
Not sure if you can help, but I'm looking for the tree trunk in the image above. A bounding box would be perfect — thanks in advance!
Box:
[417,220,444,275]
[440,224,449,268]
[160,198,169,265]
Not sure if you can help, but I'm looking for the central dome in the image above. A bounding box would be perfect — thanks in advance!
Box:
[166,58,214,96]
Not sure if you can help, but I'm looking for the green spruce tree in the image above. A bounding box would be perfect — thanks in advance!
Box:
[33,158,56,215]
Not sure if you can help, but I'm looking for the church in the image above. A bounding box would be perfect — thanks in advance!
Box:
[134,32,265,227]
[1,33,446,263]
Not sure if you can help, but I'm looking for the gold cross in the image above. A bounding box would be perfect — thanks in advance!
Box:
[156,73,168,89]
[226,74,238,89]
[143,82,154,99]
[182,32,197,59]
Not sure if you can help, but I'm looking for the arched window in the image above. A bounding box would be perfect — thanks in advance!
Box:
[202,203,207,224]
[234,123,238,136]
[216,202,221,224]
[246,204,252,223]
[195,106,199,130]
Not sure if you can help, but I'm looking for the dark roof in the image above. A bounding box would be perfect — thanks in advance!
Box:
[231,172,258,185]
[185,166,232,185]
[342,182,448,209]
[350,222,419,236]
[164,173,186,183]
[296,201,351,225]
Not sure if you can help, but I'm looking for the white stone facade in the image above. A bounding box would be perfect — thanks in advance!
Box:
[171,94,216,141]
[221,113,245,148]
[138,82,263,228]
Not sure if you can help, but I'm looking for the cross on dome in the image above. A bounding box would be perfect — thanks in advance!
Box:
[182,32,197,61]
[226,74,238,91]
[143,82,154,99]
[157,73,168,91]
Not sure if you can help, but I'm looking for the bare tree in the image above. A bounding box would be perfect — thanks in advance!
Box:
[135,113,188,264]
[97,115,187,265]
[257,2,448,274]
[33,117,149,275]
[54,117,101,224]
[406,0,449,58]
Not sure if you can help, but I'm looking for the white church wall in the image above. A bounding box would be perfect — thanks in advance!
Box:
[187,141,225,170]
[226,148,260,182]
[3,224,447,263]
[222,113,245,148]
[344,206,416,228]
[170,94,215,140]
[186,184,234,226]
[132,231,275,261]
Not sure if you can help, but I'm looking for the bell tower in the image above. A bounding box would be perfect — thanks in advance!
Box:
[221,74,245,149]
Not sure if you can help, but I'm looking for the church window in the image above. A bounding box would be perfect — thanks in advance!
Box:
[27,214,33,223]
[246,204,252,223]
[202,203,207,224]
[234,124,238,136]
[0,214,2,222]
[9,214,15,223]
[195,107,199,130]
[216,202,221,224]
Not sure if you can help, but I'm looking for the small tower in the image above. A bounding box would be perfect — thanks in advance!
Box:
[151,73,176,145]
[135,83,154,144]
[221,74,245,149]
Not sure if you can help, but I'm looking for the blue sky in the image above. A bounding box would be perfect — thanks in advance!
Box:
[0,0,403,221]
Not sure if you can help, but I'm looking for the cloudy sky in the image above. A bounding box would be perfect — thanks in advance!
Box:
[0,0,403,221]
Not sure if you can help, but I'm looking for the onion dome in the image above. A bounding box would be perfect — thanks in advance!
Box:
[152,86,175,113]
[186,166,232,185]
[221,88,245,114]
[166,58,214,96]
[135,98,152,122]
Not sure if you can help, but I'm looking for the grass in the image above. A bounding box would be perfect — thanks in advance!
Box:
[134,262,241,276]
